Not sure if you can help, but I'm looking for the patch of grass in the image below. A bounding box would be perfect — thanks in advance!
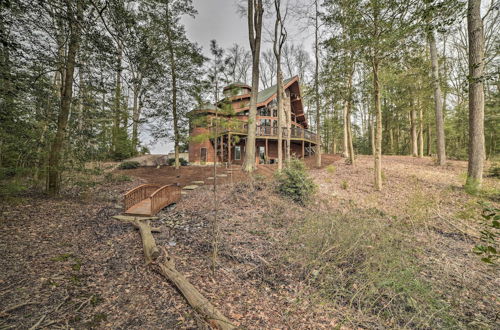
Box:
[104,173,132,183]
[286,210,457,328]
[85,313,107,327]
[51,253,74,262]
[404,189,436,227]
[326,165,336,174]
[340,180,348,190]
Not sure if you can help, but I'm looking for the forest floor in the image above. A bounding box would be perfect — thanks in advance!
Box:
[0,155,499,329]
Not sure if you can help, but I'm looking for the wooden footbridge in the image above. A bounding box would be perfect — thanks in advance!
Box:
[124,184,181,216]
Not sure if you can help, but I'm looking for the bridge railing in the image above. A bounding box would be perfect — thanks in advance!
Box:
[124,184,160,211]
[150,184,182,215]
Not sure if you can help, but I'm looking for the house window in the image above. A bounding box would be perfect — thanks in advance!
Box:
[234,146,241,160]
[260,119,271,126]
[259,107,271,116]
[272,109,277,117]
[272,120,278,127]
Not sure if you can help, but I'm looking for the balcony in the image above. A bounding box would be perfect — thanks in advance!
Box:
[211,121,318,143]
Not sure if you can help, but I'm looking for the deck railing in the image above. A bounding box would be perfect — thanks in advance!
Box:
[213,121,317,142]
[150,184,181,215]
[124,184,160,211]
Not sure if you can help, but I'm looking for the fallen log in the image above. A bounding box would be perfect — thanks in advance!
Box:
[115,216,234,329]
[156,251,234,330]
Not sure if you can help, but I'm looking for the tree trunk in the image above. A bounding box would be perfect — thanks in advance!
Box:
[410,108,417,157]
[47,0,82,195]
[132,76,142,151]
[273,0,286,171]
[428,29,446,165]
[346,103,355,165]
[427,123,432,156]
[243,0,264,172]
[466,0,485,190]
[418,106,424,157]
[112,42,123,156]
[314,0,321,168]
[342,101,349,158]
[165,2,180,170]
[372,58,382,190]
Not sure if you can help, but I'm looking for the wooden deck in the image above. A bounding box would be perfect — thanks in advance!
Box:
[123,184,181,216]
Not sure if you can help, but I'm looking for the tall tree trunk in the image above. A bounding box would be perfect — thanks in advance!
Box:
[427,123,432,156]
[243,0,263,172]
[410,108,417,157]
[428,29,446,165]
[47,0,82,195]
[165,2,180,169]
[112,42,122,156]
[314,0,321,167]
[132,75,142,151]
[346,103,355,165]
[372,58,382,190]
[370,113,375,156]
[418,106,424,158]
[273,0,286,170]
[466,0,485,190]
[342,101,349,158]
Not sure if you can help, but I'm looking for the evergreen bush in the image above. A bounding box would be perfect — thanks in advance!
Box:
[118,161,140,170]
[275,158,316,204]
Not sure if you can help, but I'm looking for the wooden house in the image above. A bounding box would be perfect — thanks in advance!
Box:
[187,76,318,165]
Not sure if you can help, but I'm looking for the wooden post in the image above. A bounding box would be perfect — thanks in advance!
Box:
[219,135,224,163]
[309,142,311,156]
[228,133,231,164]
[302,140,305,158]
[265,138,268,164]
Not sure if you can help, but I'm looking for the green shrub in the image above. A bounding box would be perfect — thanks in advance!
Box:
[275,158,317,204]
[167,157,188,166]
[118,161,140,170]
[341,180,348,190]
[473,202,499,265]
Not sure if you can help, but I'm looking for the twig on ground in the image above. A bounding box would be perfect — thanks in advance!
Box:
[0,301,36,317]
[29,295,69,330]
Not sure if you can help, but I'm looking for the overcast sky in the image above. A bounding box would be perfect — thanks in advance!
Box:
[146,0,314,154]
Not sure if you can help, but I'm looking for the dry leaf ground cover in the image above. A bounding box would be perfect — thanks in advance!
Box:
[0,155,498,329]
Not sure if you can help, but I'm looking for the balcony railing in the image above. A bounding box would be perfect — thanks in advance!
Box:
[212,121,317,142]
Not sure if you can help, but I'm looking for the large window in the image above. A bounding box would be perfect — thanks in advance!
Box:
[259,107,271,116]
[234,146,241,160]
[260,119,271,126]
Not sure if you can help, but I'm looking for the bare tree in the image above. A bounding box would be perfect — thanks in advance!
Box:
[273,0,287,170]
[242,0,264,172]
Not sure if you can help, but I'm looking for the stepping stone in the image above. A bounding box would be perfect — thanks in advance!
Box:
[182,185,199,190]
[191,181,204,184]
[113,215,159,221]
[181,191,188,195]
[206,177,214,180]
[216,174,228,177]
